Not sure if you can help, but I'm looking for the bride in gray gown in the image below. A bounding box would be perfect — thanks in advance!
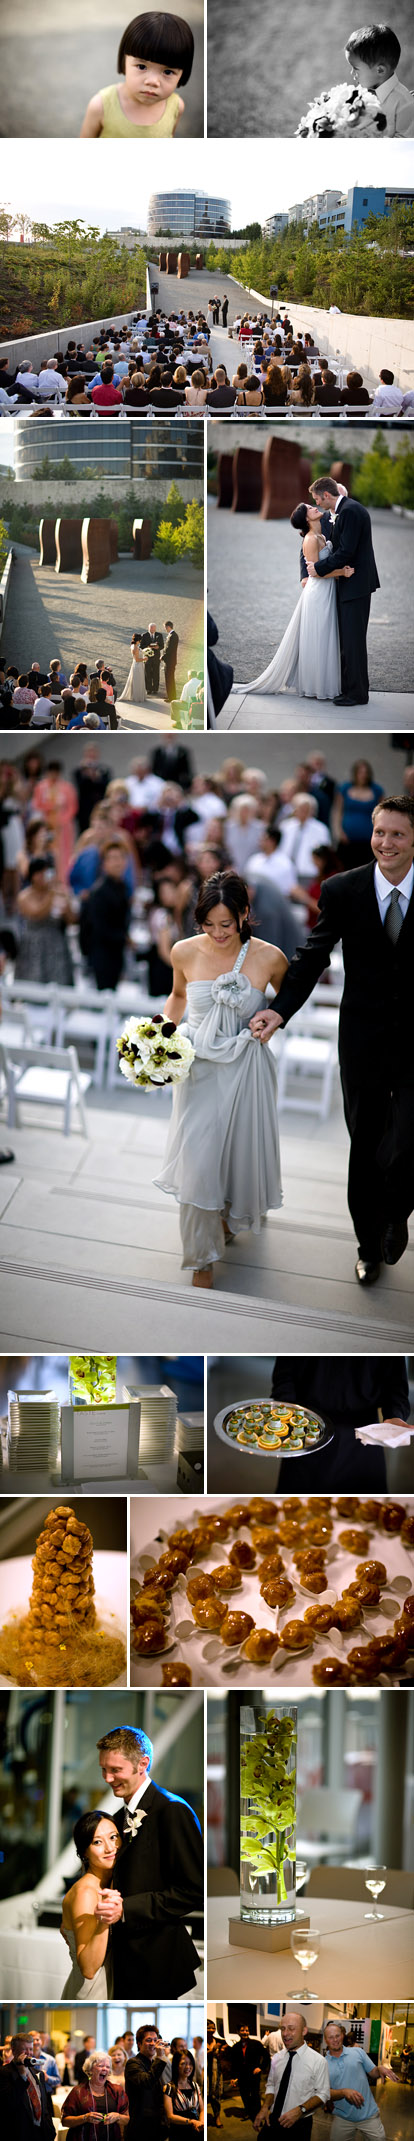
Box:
[60,1809,122,1999]
[118,633,148,706]
[155,870,287,1287]
[236,504,354,702]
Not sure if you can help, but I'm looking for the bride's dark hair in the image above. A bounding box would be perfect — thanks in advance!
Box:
[194,869,251,942]
[73,1809,116,1869]
[290,503,311,536]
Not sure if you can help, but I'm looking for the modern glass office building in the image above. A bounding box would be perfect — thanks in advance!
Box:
[147,191,231,239]
[14,419,204,483]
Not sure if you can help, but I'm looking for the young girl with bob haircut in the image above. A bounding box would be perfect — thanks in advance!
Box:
[81,10,194,136]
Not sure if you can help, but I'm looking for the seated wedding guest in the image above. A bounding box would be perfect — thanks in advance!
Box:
[401,386,414,413]
[66,373,93,408]
[122,369,150,408]
[304,332,319,357]
[165,2050,204,2132]
[49,657,68,691]
[185,369,209,409]
[91,361,122,408]
[62,2050,129,2138]
[206,367,237,409]
[340,369,372,406]
[312,367,343,406]
[262,362,287,406]
[13,360,40,402]
[172,366,188,400]
[29,685,58,728]
[11,675,37,715]
[289,363,314,406]
[271,1355,410,1487]
[371,367,403,414]
[37,358,67,398]
[235,372,263,408]
[0,2032,55,2138]
[255,2010,329,2137]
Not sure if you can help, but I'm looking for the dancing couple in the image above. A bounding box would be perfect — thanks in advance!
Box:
[156,793,414,1288]
[60,1723,203,1997]
[237,478,380,708]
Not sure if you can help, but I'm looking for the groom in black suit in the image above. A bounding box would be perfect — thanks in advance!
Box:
[307,477,380,705]
[95,1723,203,1996]
[250,795,414,1286]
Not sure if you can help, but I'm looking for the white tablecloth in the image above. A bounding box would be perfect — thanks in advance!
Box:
[0,1920,204,1999]
[208,1892,414,1997]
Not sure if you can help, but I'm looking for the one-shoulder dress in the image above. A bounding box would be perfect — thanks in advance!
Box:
[155,942,282,1270]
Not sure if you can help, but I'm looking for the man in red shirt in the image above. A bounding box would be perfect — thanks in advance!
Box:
[91,361,122,408]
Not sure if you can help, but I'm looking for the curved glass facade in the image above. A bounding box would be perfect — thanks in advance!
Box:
[14,419,204,482]
[148,192,231,239]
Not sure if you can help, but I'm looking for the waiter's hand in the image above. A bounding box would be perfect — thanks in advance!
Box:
[383,1418,413,1433]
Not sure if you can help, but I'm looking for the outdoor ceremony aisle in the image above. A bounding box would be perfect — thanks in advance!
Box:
[0,1094,412,1352]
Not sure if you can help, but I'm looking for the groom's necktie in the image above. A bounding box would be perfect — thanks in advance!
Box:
[384,887,404,944]
[269,2051,297,2127]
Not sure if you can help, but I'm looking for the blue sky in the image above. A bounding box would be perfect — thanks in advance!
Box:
[0,136,413,231]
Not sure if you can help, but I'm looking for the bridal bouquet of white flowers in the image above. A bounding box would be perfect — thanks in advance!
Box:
[117,1013,195,1090]
[296,82,386,137]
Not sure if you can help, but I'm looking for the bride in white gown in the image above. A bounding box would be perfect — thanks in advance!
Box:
[155,869,287,1287]
[118,633,148,706]
[61,1809,122,1999]
[238,503,353,702]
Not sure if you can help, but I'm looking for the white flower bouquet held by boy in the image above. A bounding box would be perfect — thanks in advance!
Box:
[296,82,385,137]
[117,1013,195,1090]
[296,24,414,139]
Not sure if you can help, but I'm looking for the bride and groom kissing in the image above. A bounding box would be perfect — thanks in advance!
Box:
[244,477,380,707]
[61,1723,203,1998]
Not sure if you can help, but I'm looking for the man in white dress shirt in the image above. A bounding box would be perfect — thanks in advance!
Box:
[250,796,414,1285]
[255,2010,330,2139]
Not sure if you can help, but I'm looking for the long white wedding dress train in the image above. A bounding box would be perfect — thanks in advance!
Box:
[155,942,282,1270]
[238,541,341,701]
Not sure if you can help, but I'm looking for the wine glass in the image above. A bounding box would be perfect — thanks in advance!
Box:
[364,1868,387,1920]
[295,1859,309,1919]
[286,1924,320,1999]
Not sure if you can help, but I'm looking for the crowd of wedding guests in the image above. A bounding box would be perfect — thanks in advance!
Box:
[0,647,204,734]
[217,311,412,415]
[0,2022,204,2138]
[1,738,411,1005]
[2,304,408,418]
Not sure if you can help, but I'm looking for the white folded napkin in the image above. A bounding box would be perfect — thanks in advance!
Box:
[355,1420,413,1447]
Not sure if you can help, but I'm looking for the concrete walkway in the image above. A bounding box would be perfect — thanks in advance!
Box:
[217,688,414,732]
[0,1093,412,1352]
[1,547,204,700]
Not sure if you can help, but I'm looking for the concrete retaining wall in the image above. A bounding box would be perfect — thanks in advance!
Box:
[0,308,148,372]
[0,548,13,626]
[0,477,203,506]
[243,287,414,392]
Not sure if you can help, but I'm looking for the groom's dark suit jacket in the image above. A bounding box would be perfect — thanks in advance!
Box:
[314,497,380,602]
[111,1779,203,1996]
[275,862,414,1088]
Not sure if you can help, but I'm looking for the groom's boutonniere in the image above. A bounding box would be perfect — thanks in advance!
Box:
[124,1809,147,1838]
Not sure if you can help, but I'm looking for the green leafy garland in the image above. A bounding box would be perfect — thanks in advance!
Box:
[240,1711,297,1905]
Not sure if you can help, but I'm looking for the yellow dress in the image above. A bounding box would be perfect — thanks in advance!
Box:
[99,84,181,137]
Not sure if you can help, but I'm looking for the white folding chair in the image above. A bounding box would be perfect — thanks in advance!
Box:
[54,988,112,1087]
[277,1032,339,1118]
[0,1041,91,1136]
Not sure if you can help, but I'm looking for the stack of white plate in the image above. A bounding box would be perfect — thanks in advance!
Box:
[127,1385,177,1465]
[175,1411,204,1454]
[7,1391,61,1474]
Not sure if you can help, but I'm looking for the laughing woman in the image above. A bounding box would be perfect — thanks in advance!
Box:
[155,869,287,1287]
